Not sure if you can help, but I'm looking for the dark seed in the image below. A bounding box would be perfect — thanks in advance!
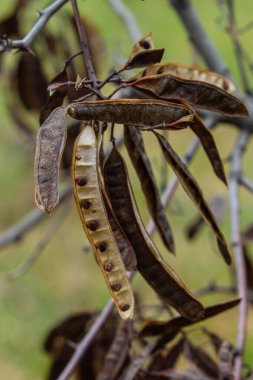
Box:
[87,220,98,231]
[120,304,130,311]
[76,156,81,160]
[104,263,113,271]
[98,242,107,252]
[157,67,164,74]
[140,40,150,49]
[111,284,121,292]
[77,178,87,186]
[81,200,91,209]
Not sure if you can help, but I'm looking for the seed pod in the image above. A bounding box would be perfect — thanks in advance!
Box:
[67,99,194,128]
[34,107,67,214]
[104,144,204,321]
[72,124,134,320]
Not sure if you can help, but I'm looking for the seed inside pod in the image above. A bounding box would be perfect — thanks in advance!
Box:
[87,220,98,231]
[111,284,121,292]
[81,200,91,209]
[104,263,113,272]
[120,304,130,311]
[98,241,107,252]
[77,178,87,186]
[140,40,150,49]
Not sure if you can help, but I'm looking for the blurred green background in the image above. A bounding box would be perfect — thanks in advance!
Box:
[1,0,253,379]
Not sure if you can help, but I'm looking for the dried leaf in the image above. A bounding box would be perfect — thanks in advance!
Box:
[189,115,227,185]
[71,124,134,320]
[40,66,69,125]
[124,125,175,253]
[67,99,194,129]
[186,196,226,240]
[148,337,184,371]
[96,321,131,380]
[124,33,164,70]
[140,299,240,337]
[184,339,219,378]
[133,62,236,93]
[154,132,231,265]
[126,74,248,116]
[202,328,224,354]
[242,245,253,292]
[34,107,67,214]
[16,54,48,111]
[104,144,204,321]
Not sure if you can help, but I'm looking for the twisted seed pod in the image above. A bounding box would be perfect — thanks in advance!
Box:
[72,124,134,320]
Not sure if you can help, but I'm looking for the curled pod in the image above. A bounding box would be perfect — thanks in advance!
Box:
[104,145,204,321]
[72,124,134,320]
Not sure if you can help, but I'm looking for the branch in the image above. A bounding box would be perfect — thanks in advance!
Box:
[169,0,230,77]
[70,0,98,87]
[239,176,253,194]
[0,185,72,249]
[0,0,69,53]
[107,0,142,42]
[229,130,249,380]
[56,115,217,380]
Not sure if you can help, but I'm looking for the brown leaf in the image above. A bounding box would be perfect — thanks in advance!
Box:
[126,74,248,116]
[39,66,69,125]
[140,298,240,337]
[124,125,175,253]
[148,337,184,371]
[96,321,131,380]
[34,107,67,214]
[67,99,194,129]
[186,196,226,240]
[189,115,227,185]
[124,33,164,70]
[184,339,219,378]
[133,62,236,94]
[154,132,231,265]
[104,144,204,321]
[202,328,224,354]
[242,245,253,292]
[16,54,48,111]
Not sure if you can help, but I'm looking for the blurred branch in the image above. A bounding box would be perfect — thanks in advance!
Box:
[5,197,71,280]
[56,115,218,380]
[107,0,142,41]
[0,184,72,249]
[239,176,253,194]
[169,0,230,77]
[226,0,251,93]
[0,0,69,53]
[229,130,249,380]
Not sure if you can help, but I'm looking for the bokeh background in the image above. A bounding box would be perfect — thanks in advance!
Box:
[1,0,253,378]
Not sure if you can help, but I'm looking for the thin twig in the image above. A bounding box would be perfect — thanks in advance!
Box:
[107,0,142,42]
[239,176,253,194]
[229,129,249,380]
[226,0,251,93]
[0,0,69,53]
[71,0,98,87]
[170,0,230,77]
[5,198,71,281]
[0,185,72,250]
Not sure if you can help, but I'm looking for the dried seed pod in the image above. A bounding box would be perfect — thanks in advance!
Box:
[72,124,134,320]
[124,33,164,70]
[104,144,204,321]
[124,125,175,253]
[126,74,248,116]
[133,62,236,93]
[34,107,67,214]
[67,99,194,128]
